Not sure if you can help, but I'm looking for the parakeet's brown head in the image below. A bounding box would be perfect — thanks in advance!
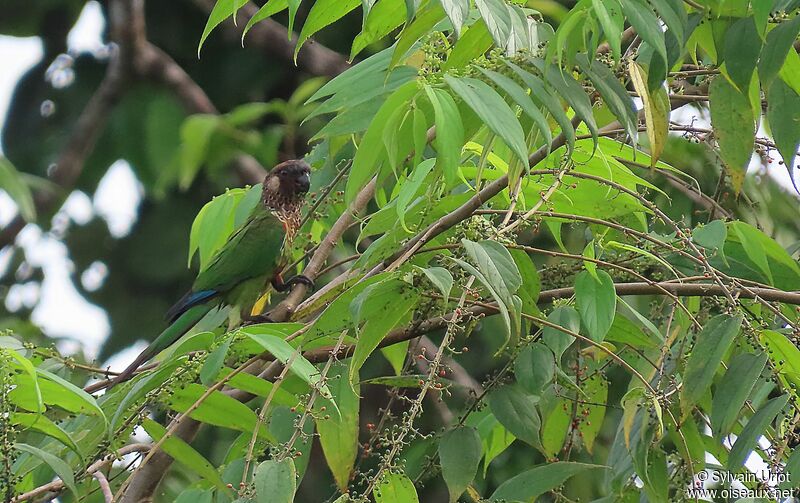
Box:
[262,159,311,210]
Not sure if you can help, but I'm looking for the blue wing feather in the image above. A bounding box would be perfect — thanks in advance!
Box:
[166,289,218,323]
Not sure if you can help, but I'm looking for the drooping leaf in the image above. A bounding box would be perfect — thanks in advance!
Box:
[143,418,228,490]
[592,0,624,60]
[440,0,469,37]
[680,314,743,414]
[419,266,454,302]
[620,0,666,63]
[424,86,463,187]
[488,384,541,448]
[514,342,555,397]
[200,337,232,386]
[198,0,249,56]
[766,78,800,191]
[37,368,105,420]
[629,62,669,165]
[396,158,436,231]
[727,394,789,469]
[711,351,768,437]
[11,413,80,456]
[438,426,482,502]
[575,54,638,142]
[316,362,360,492]
[722,16,761,92]
[445,75,530,166]
[296,0,361,56]
[15,443,78,499]
[578,374,608,453]
[391,2,446,67]
[255,458,297,503]
[474,0,512,47]
[242,0,290,42]
[758,14,800,88]
[574,270,616,343]
[709,76,754,193]
[542,306,580,361]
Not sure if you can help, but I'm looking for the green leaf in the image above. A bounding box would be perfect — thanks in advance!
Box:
[350,279,418,382]
[514,342,555,396]
[470,410,515,476]
[424,86,464,187]
[728,394,789,469]
[351,0,407,60]
[316,362,359,492]
[592,0,623,60]
[620,0,666,63]
[509,248,541,317]
[488,384,541,448]
[760,329,800,390]
[198,0,248,56]
[296,0,361,56]
[438,426,482,502]
[11,413,80,455]
[505,61,576,153]
[680,314,743,414]
[374,472,419,502]
[709,75,754,193]
[711,351,768,438]
[532,60,598,147]
[629,62,669,165]
[189,187,249,270]
[605,314,657,348]
[579,374,608,453]
[142,418,228,490]
[766,78,800,191]
[419,266,454,301]
[241,327,333,399]
[723,16,761,92]
[489,462,606,501]
[242,0,290,42]
[542,306,580,361]
[445,75,530,166]
[692,219,727,251]
[391,2,445,67]
[200,337,232,386]
[574,270,616,343]
[440,0,469,37]
[346,81,418,203]
[6,349,42,413]
[0,157,35,221]
[179,114,219,189]
[475,0,512,47]
[37,368,105,420]
[167,383,273,438]
[575,54,638,142]
[444,19,494,70]
[255,458,297,503]
[15,443,78,500]
[758,14,800,88]
[478,68,553,156]
[396,158,436,232]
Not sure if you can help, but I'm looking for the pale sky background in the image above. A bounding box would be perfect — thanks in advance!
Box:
[0,4,797,370]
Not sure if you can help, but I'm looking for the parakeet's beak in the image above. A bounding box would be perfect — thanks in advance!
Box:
[296,172,310,193]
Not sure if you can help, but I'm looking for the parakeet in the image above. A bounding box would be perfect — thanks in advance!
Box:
[110,159,312,386]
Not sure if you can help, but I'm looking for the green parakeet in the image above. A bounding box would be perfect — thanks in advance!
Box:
[111,159,312,386]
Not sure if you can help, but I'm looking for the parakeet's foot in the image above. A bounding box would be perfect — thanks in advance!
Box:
[272,274,315,292]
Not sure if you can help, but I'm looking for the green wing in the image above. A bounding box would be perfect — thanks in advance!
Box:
[193,208,287,294]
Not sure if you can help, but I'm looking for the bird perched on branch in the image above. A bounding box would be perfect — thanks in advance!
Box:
[111,159,313,386]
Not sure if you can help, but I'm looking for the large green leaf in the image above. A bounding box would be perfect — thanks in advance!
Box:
[575,54,637,142]
[440,0,469,37]
[242,0,290,41]
[680,314,743,414]
[574,270,616,343]
[709,75,754,193]
[11,413,80,455]
[143,418,228,490]
[315,362,360,492]
[296,0,361,55]
[242,327,333,399]
[445,75,530,166]
[766,78,800,191]
[167,383,272,438]
[758,14,800,88]
[438,426,482,502]
[255,458,297,503]
[514,342,555,397]
[620,0,666,63]
[629,61,669,165]
[727,394,789,469]
[487,384,541,449]
[592,0,623,60]
[489,462,606,501]
[542,306,580,361]
[37,368,105,420]
[198,0,249,56]
[374,472,419,502]
[474,0,512,47]
[15,443,78,500]
[424,86,464,187]
[722,16,761,92]
[711,351,768,438]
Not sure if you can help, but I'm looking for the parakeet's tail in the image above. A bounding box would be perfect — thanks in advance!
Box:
[166,289,218,323]
[109,303,213,387]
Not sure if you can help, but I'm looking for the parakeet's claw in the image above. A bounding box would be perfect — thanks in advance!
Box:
[272,274,315,292]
